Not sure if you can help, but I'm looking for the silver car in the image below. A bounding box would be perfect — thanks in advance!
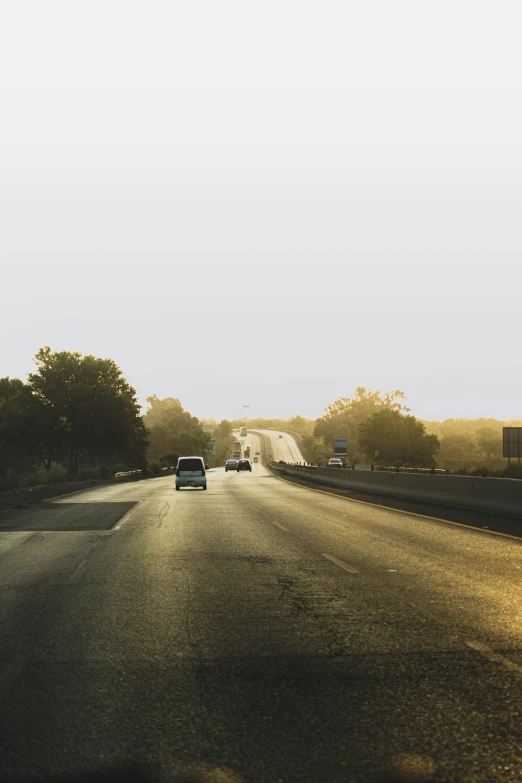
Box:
[176,456,207,490]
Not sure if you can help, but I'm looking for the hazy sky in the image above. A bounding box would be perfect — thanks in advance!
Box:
[1,2,521,422]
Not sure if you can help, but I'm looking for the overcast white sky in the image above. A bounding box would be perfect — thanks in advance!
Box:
[1,1,521,422]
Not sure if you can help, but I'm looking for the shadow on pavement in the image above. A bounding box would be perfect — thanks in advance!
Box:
[0,502,137,532]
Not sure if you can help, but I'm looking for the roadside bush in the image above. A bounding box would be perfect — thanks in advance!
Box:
[40,464,69,485]
[0,467,20,493]
[99,464,112,480]
[76,466,102,482]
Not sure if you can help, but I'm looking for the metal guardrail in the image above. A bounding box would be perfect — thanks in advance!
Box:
[272,461,522,517]
[270,461,448,475]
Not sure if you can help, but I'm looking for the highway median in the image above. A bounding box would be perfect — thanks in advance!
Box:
[267,460,522,539]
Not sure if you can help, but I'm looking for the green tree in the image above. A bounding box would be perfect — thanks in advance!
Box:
[286,416,315,439]
[215,419,233,440]
[475,427,502,459]
[28,347,147,476]
[359,408,440,467]
[437,432,476,465]
[144,396,210,464]
[0,378,40,489]
[314,387,410,458]
[300,436,332,466]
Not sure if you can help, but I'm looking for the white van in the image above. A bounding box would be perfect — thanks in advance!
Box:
[175,456,207,491]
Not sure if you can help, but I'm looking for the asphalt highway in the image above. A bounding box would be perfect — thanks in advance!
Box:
[251,429,306,464]
[1,431,522,783]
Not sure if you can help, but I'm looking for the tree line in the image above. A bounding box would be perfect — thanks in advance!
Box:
[231,389,439,467]
[0,348,224,493]
[234,389,518,475]
[144,398,234,472]
[424,417,522,474]
[0,348,149,492]
[303,387,441,468]
[2,350,517,493]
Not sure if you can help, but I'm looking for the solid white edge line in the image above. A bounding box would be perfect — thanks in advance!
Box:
[0,654,30,706]
[270,469,522,544]
[466,640,522,674]
[321,552,360,574]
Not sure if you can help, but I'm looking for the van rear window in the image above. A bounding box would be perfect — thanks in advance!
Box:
[178,459,204,472]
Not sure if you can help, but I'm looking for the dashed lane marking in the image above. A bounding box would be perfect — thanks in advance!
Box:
[68,558,90,583]
[271,520,289,532]
[466,640,522,674]
[321,553,360,574]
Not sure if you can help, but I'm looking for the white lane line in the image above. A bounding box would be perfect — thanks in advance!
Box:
[68,558,90,583]
[271,520,289,532]
[466,640,522,674]
[271,472,522,543]
[0,654,30,707]
[321,553,360,574]
[113,500,141,529]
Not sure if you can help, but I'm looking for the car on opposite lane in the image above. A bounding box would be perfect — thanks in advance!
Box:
[237,459,252,472]
[225,459,238,471]
[328,458,343,468]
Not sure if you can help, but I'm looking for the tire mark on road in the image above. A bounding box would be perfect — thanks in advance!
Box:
[158,501,169,528]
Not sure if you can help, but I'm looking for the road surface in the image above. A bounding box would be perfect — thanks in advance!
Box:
[1,434,522,782]
[250,429,305,464]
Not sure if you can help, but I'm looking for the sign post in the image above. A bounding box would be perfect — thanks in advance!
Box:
[503,427,522,469]
[207,439,216,456]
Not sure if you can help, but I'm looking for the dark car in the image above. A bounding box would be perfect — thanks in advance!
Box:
[237,459,252,472]
[225,459,238,471]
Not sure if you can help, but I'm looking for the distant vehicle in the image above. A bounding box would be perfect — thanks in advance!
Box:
[279,434,283,439]
[333,439,348,465]
[255,450,260,455]
[328,458,343,468]
[253,457,259,463]
[233,440,242,451]
[176,456,207,490]
[232,451,242,459]
[237,459,252,472]
[244,447,251,458]
[225,459,238,471]
[240,427,247,437]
